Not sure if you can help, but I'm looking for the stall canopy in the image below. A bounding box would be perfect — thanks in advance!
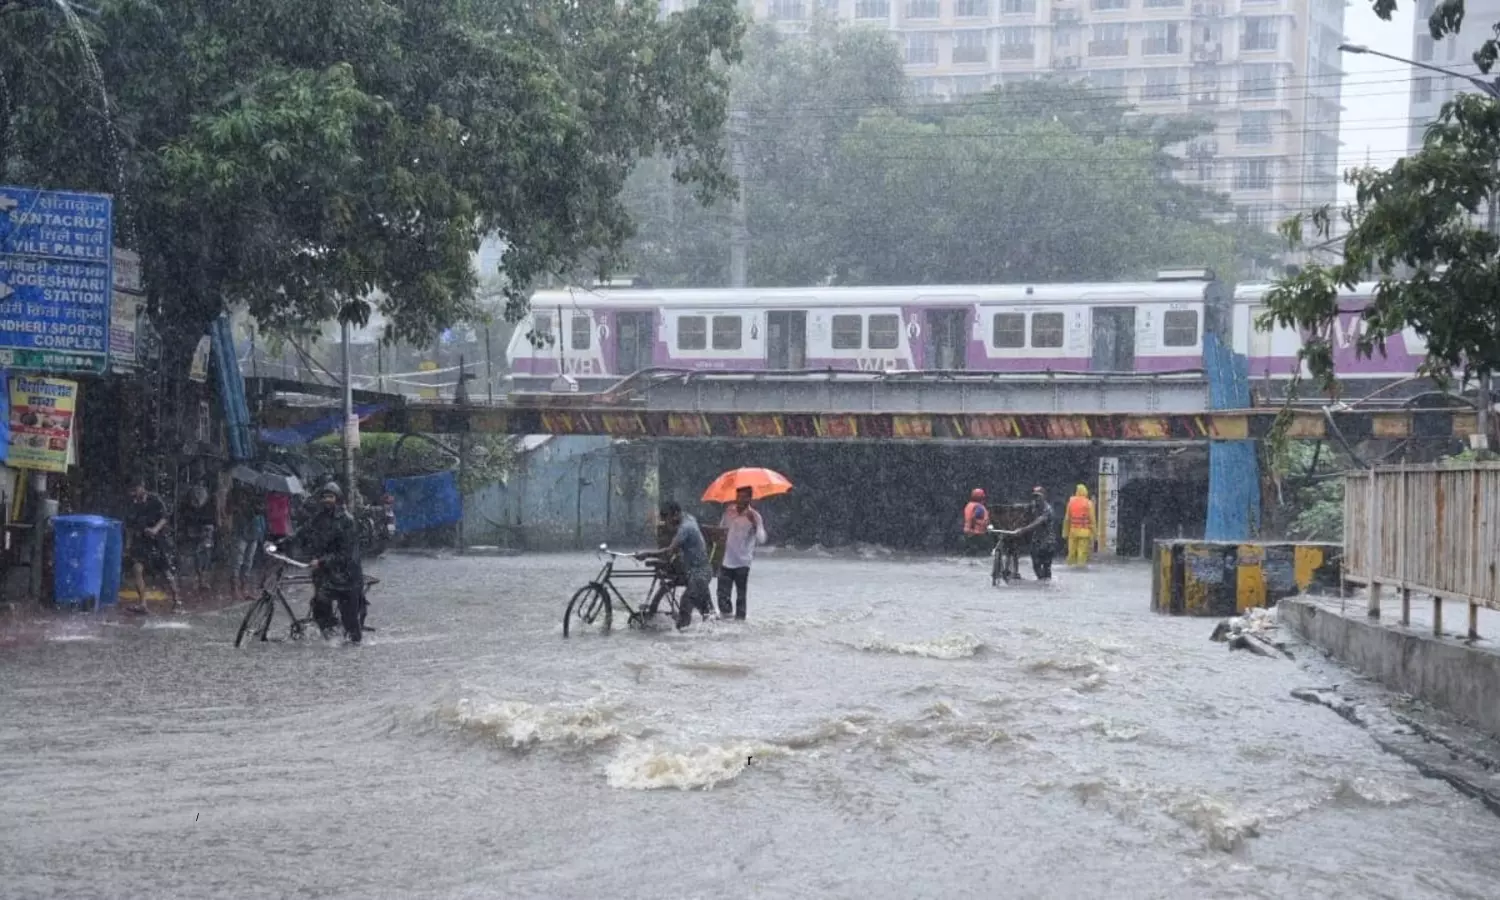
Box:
[258,404,387,447]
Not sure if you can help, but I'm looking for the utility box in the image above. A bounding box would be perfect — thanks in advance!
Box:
[1152,539,1341,617]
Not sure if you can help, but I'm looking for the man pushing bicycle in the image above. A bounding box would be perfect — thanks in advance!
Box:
[282,482,366,644]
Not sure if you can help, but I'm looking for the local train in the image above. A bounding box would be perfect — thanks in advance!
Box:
[506,271,1433,394]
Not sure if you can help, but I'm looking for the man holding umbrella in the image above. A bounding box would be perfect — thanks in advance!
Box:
[717,486,768,621]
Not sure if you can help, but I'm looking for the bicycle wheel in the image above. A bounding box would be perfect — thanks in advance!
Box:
[563,584,612,638]
[235,594,275,648]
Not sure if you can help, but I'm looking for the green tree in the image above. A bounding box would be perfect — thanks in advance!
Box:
[1,0,743,355]
[619,18,908,286]
[1264,1,1500,391]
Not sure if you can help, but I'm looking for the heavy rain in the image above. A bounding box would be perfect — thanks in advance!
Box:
[5,0,1500,898]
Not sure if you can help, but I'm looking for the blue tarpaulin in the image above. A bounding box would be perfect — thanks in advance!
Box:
[385,471,462,533]
[0,368,8,464]
[259,404,386,447]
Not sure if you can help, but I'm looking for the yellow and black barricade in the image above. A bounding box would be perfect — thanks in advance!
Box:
[1152,540,1342,616]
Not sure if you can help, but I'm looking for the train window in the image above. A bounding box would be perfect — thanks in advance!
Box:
[712,315,742,350]
[832,314,863,349]
[678,315,707,350]
[869,315,900,350]
[1030,312,1064,348]
[570,314,592,351]
[1163,309,1199,346]
[532,314,553,341]
[992,313,1025,349]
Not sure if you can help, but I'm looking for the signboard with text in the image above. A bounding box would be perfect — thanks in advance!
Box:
[8,375,77,473]
[1097,456,1119,556]
[0,186,114,374]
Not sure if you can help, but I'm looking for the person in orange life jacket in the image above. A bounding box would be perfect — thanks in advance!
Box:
[1064,484,1097,566]
[962,488,991,558]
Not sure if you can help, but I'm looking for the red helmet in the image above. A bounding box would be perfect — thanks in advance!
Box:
[971,488,985,500]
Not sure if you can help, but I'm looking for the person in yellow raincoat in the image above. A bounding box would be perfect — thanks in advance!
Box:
[1064,484,1096,566]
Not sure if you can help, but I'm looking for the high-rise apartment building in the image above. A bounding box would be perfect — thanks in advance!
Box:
[736,0,1345,232]
[1406,0,1500,152]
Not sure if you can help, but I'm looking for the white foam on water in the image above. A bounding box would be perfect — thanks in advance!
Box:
[437,697,624,750]
[604,739,787,791]
[846,632,985,660]
[46,633,101,642]
[1166,794,1262,853]
[142,621,191,630]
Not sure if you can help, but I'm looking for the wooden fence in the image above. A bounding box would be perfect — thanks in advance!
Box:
[1345,463,1500,638]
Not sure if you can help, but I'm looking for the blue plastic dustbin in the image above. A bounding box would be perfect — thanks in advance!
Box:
[53,515,120,611]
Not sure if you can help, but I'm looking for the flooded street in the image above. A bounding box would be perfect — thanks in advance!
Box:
[5,550,1500,899]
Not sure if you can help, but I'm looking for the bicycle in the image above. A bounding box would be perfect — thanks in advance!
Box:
[234,549,380,647]
[563,544,683,637]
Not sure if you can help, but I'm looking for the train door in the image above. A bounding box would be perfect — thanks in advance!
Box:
[766,311,807,369]
[925,309,968,370]
[1091,307,1136,371]
[614,312,654,376]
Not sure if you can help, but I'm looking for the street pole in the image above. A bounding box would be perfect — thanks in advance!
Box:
[341,319,355,499]
[455,354,469,553]
[728,109,749,288]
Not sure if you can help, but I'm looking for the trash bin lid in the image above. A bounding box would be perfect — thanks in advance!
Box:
[53,515,114,529]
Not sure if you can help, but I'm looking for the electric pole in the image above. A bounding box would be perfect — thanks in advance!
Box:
[728,108,749,288]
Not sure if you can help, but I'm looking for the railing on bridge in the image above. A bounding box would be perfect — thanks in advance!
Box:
[1345,462,1500,638]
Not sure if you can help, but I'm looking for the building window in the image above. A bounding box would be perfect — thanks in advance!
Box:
[1414,76,1433,102]
[906,0,939,17]
[1241,17,1278,51]
[1142,69,1178,101]
[1195,157,1215,182]
[854,0,889,17]
[677,316,707,350]
[955,74,991,94]
[869,315,901,350]
[1091,0,1128,9]
[767,0,806,19]
[1234,159,1271,191]
[906,33,938,64]
[1144,0,1183,7]
[998,27,1033,60]
[1090,23,1129,56]
[1143,22,1182,55]
[1163,310,1199,347]
[956,0,991,15]
[992,313,1026,348]
[832,315,863,350]
[712,315,742,350]
[1239,63,1277,100]
[570,314,592,351]
[1416,35,1434,61]
[1000,0,1035,12]
[1237,110,1273,145]
[1088,68,1127,97]
[954,30,989,64]
[1031,313,1065,349]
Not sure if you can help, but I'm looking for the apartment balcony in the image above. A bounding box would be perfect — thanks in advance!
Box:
[953,47,990,64]
[1143,38,1183,55]
[1189,91,1219,107]
[1054,54,1082,69]
[1088,40,1130,57]
[998,44,1036,61]
[1191,1,1225,16]
[1192,42,1222,63]
[1051,7,1082,23]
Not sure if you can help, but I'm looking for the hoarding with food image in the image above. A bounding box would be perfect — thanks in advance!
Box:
[8,375,76,472]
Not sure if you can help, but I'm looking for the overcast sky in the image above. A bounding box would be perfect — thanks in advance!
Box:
[1338,0,1418,200]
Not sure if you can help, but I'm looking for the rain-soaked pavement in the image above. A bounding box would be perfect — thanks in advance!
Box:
[5,549,1500,899]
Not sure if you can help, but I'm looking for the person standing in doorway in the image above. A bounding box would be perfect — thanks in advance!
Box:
[178,484,216,598]
[125,479,181,614]
[962,488,990,559]
[1064,484,1096,567]
[717,486,767,621]
[1013,486,1056,583]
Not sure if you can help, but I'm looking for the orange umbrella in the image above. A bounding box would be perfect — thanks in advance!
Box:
[702,467,794,503]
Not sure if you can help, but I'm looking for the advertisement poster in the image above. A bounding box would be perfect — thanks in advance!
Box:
[8,375,77,473]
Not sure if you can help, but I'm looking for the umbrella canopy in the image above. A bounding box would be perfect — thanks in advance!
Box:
[231,465,305,496]
[702,467,793,503]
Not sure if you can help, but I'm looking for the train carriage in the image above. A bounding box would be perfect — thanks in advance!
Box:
[508,271,1229,391]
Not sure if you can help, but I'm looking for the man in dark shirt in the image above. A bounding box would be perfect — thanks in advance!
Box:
[1013,486,1057,583]
[637,501,714,630]
[125,479,181,613]
[285,482,364,644]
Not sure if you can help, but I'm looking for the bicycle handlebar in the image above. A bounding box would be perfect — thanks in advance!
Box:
[264,549,311,570]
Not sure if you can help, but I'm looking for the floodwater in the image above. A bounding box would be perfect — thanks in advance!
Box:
[4,550,1500,899]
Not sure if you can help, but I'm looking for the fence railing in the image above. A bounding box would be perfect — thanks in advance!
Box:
[1345,462,1500,638]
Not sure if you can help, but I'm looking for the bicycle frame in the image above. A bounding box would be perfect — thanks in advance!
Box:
[591,547,680,623]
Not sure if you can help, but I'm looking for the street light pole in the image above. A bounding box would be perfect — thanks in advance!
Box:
[1340,43,1498,449]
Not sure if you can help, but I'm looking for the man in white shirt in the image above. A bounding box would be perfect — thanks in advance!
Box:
[717,486,767,621]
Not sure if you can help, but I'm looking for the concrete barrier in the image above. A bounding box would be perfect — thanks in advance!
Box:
[1280,598,1500,739]
[1151,540,1342,616]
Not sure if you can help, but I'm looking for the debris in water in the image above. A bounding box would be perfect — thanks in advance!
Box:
[1210,608,1292,659]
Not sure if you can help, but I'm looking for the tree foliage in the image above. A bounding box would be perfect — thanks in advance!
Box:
[1,0,744,352]
[620,22,1273,288]
[1264,0,1500,389]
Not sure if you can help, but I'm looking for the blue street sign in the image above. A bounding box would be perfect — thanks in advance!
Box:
[0,186,114,374]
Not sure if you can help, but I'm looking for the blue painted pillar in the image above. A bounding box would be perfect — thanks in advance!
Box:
[1204,334,1262,541]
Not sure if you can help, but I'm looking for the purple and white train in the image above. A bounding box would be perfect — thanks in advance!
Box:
[507,272,1435,395]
